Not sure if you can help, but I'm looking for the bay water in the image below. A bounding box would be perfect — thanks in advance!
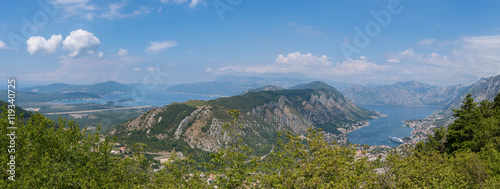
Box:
[347,105,439,147]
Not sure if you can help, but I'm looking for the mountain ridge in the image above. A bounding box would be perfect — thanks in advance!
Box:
[109,81,378,154]
[341,81,469,107]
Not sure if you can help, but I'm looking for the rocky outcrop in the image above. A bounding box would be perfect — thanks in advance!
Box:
[443,75,500,117]
[110,81,377,154]
[109,108,165,135]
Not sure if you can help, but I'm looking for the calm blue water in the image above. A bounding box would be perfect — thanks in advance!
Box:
[347,105,439,147]
[50,91,219,107]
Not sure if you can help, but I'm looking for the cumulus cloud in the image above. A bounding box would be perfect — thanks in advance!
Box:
[217,52,333,75]
[98,51,104,58]
[145,40,178,54]
[118,49,128,56]
[388,48,450,66]
[26,35,63,55]
[216,52,385,79]
[275,52,332,66]
[62,29,101,57]
[0,41,10,50]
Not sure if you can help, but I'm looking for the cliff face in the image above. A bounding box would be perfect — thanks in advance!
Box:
[443,75,500,116]
[341,81,468,107]
[109,81,377,154]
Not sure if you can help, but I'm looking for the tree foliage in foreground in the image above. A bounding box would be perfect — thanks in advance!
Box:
[1,94,500,188]
[0,106,151,188]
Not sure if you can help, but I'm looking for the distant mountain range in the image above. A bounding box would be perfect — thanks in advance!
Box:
[442,75,500,117]
[165,75,353,97]
[20,81,133,96]
[12,75,500,111]
[109,81,377,154]
[341,81,469,107]
[0,81,135,104]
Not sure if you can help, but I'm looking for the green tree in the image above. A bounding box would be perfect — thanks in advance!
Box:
[446,94,480,152]
[0,110,152,188]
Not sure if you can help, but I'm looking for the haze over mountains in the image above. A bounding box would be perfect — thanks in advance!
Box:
[165,75,353,97]
[341,81,469,107]
[9,75,499,110]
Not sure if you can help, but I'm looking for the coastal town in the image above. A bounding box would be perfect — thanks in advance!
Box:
[404,113,447,142]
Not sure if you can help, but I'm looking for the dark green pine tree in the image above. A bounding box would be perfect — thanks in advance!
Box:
[493,93,500,114]
[445,94,479,153]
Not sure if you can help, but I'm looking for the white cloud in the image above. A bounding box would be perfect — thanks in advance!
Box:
[161,0,188,4]
[62,29,101,57]
[118,48,128,56]
[133,67,142,71]
[53,0,96,20]
[455,35,500,75]
[100,2,152,19]
[205,67,213,72]
[26,35,62,55]
[188,0,206,8]
[0,41,10,50]
[275,52,332,66]
[332,58,385,75]
[145,40,178,54]
[381,35,500,85]
[387,59,400,63]
[55,0,89,4]
[417,38,436,45]
[160,0,206,8]
[98,51,104,58]
[388,48,450,66]
[216,52,385,79]
[217,52,334,75]
[460,35,500,62]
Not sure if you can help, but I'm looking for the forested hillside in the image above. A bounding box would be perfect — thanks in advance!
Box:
[110,81,377,155]
[1,93,500,188]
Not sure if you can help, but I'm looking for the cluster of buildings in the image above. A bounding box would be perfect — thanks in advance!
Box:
[404,114,445,142]
[323,120,371,144]
[110,143,127,154]
[354,144,391,161]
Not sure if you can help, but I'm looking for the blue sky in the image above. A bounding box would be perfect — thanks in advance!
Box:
[1,0,500,87]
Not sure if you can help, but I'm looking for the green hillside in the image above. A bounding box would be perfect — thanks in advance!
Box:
[110,81,377,155]
[1,94,499,188]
